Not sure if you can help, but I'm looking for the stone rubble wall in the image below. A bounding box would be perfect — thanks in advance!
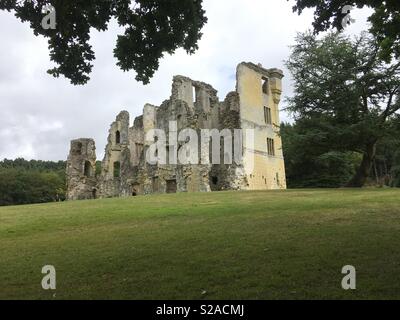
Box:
[66,138,97,200]
[66,62,286,200]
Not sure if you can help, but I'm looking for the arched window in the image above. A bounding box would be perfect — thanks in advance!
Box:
[113,161,121,178]
[115,130,121,144]
[84,161,92,177]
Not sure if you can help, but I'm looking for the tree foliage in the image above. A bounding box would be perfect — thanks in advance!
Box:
[0,158,66,206]
[0,0,207,84]
[390,149,400,187]
[281,119,400,188]
[290,0,400,63]
[281,121,361,188]
[286,32,400,187]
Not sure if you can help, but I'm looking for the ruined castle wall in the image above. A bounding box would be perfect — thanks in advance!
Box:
[66,138,97,200]
[98,111,133,198]
[208,91,248,191]
[139,76,249,194]
[128,76,226,195]
[66,62,287,201]
[129,116,145,166]
[171,76,196,110]
[236,63,286,190]
[143,104,157,146]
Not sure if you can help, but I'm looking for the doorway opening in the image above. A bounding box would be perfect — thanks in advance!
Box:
[166,179,177,194]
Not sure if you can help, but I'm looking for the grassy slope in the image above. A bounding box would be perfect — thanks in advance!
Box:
[0,189,399,300]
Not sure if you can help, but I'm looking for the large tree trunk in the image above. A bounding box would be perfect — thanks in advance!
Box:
[346,141,377,188]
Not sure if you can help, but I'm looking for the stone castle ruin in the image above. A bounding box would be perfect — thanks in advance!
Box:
[66,62,287,200]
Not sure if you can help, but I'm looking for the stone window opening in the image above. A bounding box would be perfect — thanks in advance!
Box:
[152,176,159,192]
[166,146,172,164]
[264,106,272,125]
[166,179,177,193]
[177,114,182,127]
[92,188,97,199]
[262,77,269,94]
[135,143,144,160]
[192,85,197,103]
[84,161,92,177]
[115,130,121,144]
[267,138,275,156]
[113,161,121,178]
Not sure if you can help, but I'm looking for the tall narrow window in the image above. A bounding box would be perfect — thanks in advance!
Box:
[262,77,269,94]
[267,138,275,156]
[166,146,170,164]
[192,85,197,103]
[135,143,143,160]
[113,161,121,178]
[84,161,92,177]
[115,130,121,144]
[152,176,159,192]
[264,107,272,124]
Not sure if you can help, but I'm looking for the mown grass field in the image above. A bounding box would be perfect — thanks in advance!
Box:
[0,189,399,300]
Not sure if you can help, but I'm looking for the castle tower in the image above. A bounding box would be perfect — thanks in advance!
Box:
[236,62,287,190]
[66,138,97,200]
[98,111,131,198]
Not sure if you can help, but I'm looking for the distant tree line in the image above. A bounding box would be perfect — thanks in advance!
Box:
[0,158,66,206]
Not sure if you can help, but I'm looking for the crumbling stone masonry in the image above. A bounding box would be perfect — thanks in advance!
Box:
[66,62,287,200]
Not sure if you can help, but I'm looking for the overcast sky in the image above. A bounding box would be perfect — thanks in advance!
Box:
[0,0,372,161]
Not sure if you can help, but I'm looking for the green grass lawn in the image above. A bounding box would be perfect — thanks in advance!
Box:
[0,189,399,300]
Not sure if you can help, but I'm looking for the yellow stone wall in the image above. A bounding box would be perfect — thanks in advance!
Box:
[237,63,287,190]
